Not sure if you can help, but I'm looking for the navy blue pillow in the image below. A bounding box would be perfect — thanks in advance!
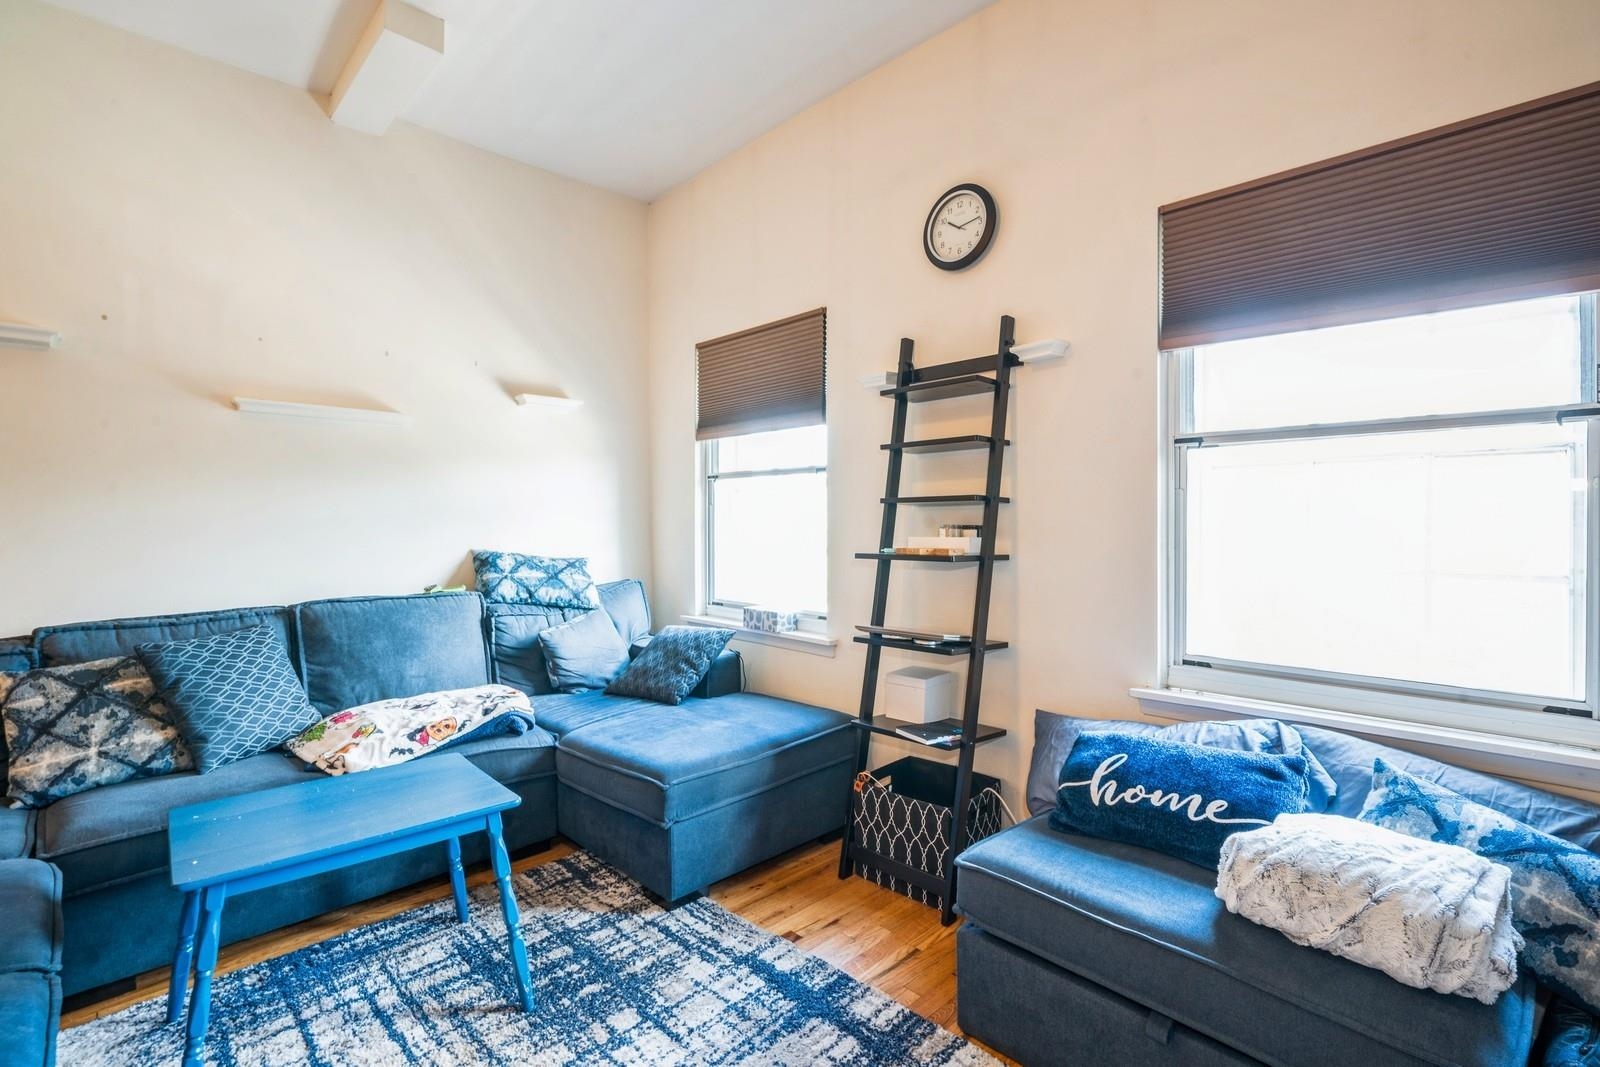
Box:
[138,625,319,773]
[1051,730,1310,868]
[537,609,630,692]
[605,626,733,705]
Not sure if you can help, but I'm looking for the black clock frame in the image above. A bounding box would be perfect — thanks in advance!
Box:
[923,183,998,271]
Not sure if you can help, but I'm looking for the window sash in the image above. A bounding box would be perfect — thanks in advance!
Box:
[1164,315,1600,723]
[702,441,828,618]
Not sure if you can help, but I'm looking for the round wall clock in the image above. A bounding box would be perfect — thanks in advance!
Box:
[923,183,997,271]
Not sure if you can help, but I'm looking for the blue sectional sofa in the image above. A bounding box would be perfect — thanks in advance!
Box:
[0,580,853,1001]
[0,859,61,1067]
[954,719,1600,1067]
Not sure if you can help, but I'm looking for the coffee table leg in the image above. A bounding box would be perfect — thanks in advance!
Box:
[446,836,470,922]
[487,812,534,1012]
[167,890,201,1024]
[184,883,228,1067]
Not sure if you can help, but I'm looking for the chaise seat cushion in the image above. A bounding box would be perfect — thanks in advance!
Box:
[533,690,660,737]
[34,727,556,896]
[955,815,1535,1067]
[0,860,61,974]
[555,693,852,826]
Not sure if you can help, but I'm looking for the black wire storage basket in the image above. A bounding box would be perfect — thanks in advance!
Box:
[850,756,1005,908]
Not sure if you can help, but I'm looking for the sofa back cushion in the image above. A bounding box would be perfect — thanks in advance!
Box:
[1298,724,1600,851]
[293,592,492,714]
[488,579,652,696]
[32,606,293,668]
[0,639,34,674]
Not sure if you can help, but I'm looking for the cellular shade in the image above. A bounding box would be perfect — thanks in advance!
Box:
[1159,82,1600,349]
[696,308,826,440]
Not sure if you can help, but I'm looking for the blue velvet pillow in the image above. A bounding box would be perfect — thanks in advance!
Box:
[1051,730,1311,868]
[138,625,319,773]
[604,626,734,705]
[1535,998,1600,1066]
[472,550,599,610]
[537,609,630,692]
[1360,758,1600,1016]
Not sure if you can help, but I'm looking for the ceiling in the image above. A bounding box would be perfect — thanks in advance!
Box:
[44,0,994,200]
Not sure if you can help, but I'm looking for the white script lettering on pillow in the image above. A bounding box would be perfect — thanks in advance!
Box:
[1061,752,1272,827]
[285,684,532,776]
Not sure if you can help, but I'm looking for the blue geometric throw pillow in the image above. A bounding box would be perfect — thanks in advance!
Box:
[605,626,734,705]
[1360,759,1600,1016]
[473,550,600,610]
[1051,730,1311,868]
[1,657,192,807]
[138,625,319,774]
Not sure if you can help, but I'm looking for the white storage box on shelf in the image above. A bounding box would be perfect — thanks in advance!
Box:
[884,666,955,724]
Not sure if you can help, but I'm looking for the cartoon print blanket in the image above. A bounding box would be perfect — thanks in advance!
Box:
[1215,813,1523,1004]
[285,684,536,776]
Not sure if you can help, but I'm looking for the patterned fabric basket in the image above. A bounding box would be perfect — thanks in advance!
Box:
[851,756,1005,907]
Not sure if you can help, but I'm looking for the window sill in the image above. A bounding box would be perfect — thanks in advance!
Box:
[680,614,837,658]
[1131,686,1600,795]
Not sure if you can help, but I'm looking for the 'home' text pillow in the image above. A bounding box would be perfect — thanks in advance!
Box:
[1052,730,1311,868]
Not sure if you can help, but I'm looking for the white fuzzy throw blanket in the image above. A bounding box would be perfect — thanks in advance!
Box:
[1215,814,1523,1004]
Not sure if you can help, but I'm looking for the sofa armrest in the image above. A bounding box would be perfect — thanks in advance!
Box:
[627,638,745,699]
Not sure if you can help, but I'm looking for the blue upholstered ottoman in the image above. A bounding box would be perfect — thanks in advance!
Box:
[0,859,63,1067]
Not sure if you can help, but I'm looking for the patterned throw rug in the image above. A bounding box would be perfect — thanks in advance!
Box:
[60,851,998,1065]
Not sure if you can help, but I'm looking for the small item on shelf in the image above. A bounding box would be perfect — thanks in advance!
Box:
[741,606,798,633]
[938,523,984,539]
[885,666,955,724]
[893,722,964,747]
[895,546,966,557]
[856,624,969,644]
[907,535,982,553]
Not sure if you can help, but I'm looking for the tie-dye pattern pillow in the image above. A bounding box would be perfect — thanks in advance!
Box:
[472,551,600,610]
[1359,758,1600,1016]
[2,657,192,808]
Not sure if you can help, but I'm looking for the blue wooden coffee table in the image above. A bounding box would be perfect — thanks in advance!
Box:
[166,753,533,1067]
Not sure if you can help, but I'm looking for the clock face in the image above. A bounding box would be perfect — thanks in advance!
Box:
[924,184,996,271]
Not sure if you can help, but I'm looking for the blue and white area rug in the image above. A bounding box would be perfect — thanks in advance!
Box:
[60,851,997,1065]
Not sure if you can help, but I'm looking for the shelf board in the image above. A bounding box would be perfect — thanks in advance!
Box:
[855,551,1009,563]
[881,375,996,403]
[881,495,1008,505]
[853,634,1009,656]
[232,397,410,425]
[851,715,1009,748]
[883,435,1007,454]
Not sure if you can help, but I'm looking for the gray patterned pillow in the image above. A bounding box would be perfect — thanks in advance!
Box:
[473,551,600,610]
[1,657,193,808]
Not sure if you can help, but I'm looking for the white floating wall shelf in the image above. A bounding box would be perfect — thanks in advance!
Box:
[513,393,583,412]
[858,338,1070,387]
[0,324,63,351]
[232,397,411,425]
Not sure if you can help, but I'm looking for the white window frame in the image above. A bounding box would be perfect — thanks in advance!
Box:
[697,434,831,643]
[1159,293,1600,747]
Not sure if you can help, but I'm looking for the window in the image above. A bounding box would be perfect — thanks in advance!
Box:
[704,425,827,617]
[1167,292,1600,722]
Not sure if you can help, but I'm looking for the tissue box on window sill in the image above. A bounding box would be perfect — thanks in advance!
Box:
[742,607,799,633]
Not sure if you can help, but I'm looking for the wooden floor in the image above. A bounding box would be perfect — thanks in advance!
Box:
[61,837,1014,1063]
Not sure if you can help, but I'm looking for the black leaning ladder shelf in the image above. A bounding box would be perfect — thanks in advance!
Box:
[837,313,1018,925]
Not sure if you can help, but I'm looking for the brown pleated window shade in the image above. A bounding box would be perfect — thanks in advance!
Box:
[1159,82,1600,349]
[696,308,826,441]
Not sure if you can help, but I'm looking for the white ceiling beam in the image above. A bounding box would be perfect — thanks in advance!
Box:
[327,0,444,135]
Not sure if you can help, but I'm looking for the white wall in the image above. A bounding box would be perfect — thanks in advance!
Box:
[645,0,1600,807]
[0,0,651,635]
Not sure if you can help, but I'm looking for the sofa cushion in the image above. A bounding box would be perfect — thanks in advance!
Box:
[294,592,491,714]
[32,606,293,668]
[0,638,34,674]
[628,639,744,700]
[1297,725,1600,850]
[0,970,57,1067]
[140,625,318,774]
[604,625,733,705]
[0,808,33,860]
[35,730,555,895]
[556,693,852,826]
[532,690,657,737]
[598,579,652,646]
[955,815,1535,1067]
[486,603,585,696]
[0,860,61,974]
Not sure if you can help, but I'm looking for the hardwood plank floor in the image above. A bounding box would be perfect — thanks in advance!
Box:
[60,837,1014,1063]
